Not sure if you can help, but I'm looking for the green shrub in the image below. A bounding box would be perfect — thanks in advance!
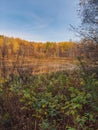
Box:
[0,69,98,130]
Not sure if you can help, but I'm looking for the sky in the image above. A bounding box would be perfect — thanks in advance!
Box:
[0,0,81,42]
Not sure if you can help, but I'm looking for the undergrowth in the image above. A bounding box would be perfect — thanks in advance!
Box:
[0,63,98,130]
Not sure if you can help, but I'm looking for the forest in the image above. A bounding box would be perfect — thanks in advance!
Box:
[0,35,98,59]
[0,0,98,130]
[0,35,98,130]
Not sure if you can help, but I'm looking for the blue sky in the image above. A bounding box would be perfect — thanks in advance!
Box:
[0,0,80,42]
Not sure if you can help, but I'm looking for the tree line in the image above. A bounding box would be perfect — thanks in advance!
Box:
[0,35,98,60]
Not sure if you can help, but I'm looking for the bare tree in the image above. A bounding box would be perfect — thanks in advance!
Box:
[78,0,98,43]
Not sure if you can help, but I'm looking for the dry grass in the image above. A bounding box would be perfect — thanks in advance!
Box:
[0,57,77,77]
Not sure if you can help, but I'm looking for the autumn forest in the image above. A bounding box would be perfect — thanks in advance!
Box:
[0,0,98,129]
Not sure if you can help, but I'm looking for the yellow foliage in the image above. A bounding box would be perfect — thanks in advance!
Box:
[0,38,4,46]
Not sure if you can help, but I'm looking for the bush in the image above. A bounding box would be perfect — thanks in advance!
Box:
[0,70,98,130]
